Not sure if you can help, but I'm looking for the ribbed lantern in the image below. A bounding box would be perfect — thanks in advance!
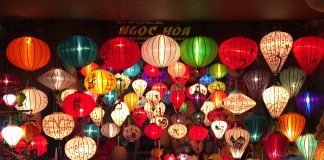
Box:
[84,69,117,95]
[262,132,289,160]
[168,123,187,139]
[279,112,306,142]
[296,134,317,160]
[292,36,324,76]
[38,68,76,91]
[142,35,180,68]
[279,67,306,98]
[65,136,97,160]
[190,92,207,110]
[15,87,48,114]
[101,122,120,138]
[244,114,269,143]
[260,31,293,73]
[99,36,140,71]
[225,126,250,159]
[60,88,77,101]
[262,85,290,118]
[208,81,226,93]
[1,125,23,148]
[3,94,16,106]
[170,91,185,112]
[42,112,75,140]
[314,141,324,160]
[146,90,161,104]
[21,122,41,143]
[296,90,321,118]
[210,90,227,109]
[63,92,95,117]
[144,123,163,140]
[243,69,271,100]
[30,135,48,157]
[89,106,105,126]
[103,90,118,108]
[82,124,100,138]
[209,63,228,79]
[133,108,147,127]
[219,36,258,70]
[0,72,22,93]
[111,102,130,126]
[115,73,131,96]
[189,125,208,141]
[123,64,141,77]
[124,92,139,112]
[152,82,168,99]
[6,36,51,71]
[168,61,186,79]
[80,62,99,76]
[222,92,256,115]
[211,120,228,139]
[132,79,147,97]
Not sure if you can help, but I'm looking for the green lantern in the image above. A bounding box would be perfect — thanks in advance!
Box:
[243,113,269,144]
[57,35,98,67]
[296,134,317,160]
[180,36,218,68]
[209,63,227,79]
[82,124,100,138]
[179,102,187,114]
[279,67,306,98]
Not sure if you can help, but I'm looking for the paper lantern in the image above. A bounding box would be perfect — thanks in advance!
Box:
[223,92,256,115]
[6,36,51,71]
[199,74,216,86]
[132,79,147,97]
[15,87,48,114]
[243,69,271,100]
[84,69,116,95]
[80,62,99,76]
[21,122,41,143]
[83,90,99,102]
[60,88,77,101]
[123,125,141,142]
[260,31,293,73]
[262,85,290,118]
[207,109,227,121]
[219,36,258,70]
[111,102,130,126]
[211,120,228,139]
[3,94,16,106]
[142,35,180,68]
[168,61,186,80]
[144,102,166,120]
[42,112,75,140]
[314,141,324,160]
[279,67,306,97]
[209,63,228,79]
[103,90,118,108]
[292,36,324,76]
[225,127,250,159]
[210,90,227,109]
[146,90,161,104]
[115,73,131,96]
[82,124,100,138]
[189,125,208,141]
[65,136,97,160]
[90,106,105,126]
[63,92,95,117]
[296,89,321,118]
[244,114,269,143]
[296,134,317,160]
[180,36,217,68]
[144,123,163,140]
[57,35,98,67]
[30,135,47,156]
[144,64,161,78]
[190,92,206,110]
[101,122,120,138]
[262,132,289,160]
[123,63,141,77]
[279,112,306,142]
[168,123,187,139]
[1,125,23,148]
[0,72,22,93]
[170,91,185,112]
[132,108,147,127]
[38,68,76,91]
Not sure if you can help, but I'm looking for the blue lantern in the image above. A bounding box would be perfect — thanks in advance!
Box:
[199,74,216,86]
[162,90,172,105]
[123,64,141,77]
[82,124,100,138]
[103,90,118,108]
[296,90,322,119]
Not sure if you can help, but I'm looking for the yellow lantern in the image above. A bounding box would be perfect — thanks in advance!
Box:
[60,88,77,101]
[111,102,130,126]
[124,92,139,112]
[101,122,120,138]
[222,92,256,115]
[15,87,48,114]
[167,61,186,79]
[84,69,117,95]
[90,106,105,126]
[132,79,147,97]
[42,112,74,140]
[279,112,306,142]
[168,123,187,139]
[65,136,97,160]
[1,125,23,148]
[207,81,226,93]
[262,85,290,118]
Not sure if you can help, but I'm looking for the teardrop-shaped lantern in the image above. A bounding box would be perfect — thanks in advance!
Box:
[152,82,168,99]
[115,73,131,96]
[262,85,290,118]
[89,106,105,126]
[124,92,139,112]
[279,112,306,142]
[132,79,147,97]
[210,90,227,109]
[243,69,271,100]
[296,134,317,160]
[133,108,147,127]
[189,125,208,141]
[168,123,187,139]
[225,127,250,159]
[38,68,76,91]
[262,132,289,160]
[200,101,216,118]
[170,91,185,112]
[296,89,321,119]
[168,61,186,79]
[111,102,130,126]
[279,67,306,97]
[222,92,256,115]
[209,63,227,79]
[211,120,228,139]
[101,122,120,138]
[103,90,118,108]
[190,92,206,110]
[123,63,141,77]
[3,94,16,106]
[2,125,23,148]
[244,114,269,144]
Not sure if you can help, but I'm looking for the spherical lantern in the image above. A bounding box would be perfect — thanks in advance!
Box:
[38,68,76,91]
[21,122,41,143]
[82,124,100,138]
[207,109,227,122]
[111,102,130,126]
[63,92,95,117]
[210,90,227,109]
[225,127,250,159]
[99,36,140,71]
[132,79,147,97]
[262,132,289,160]
[190,92,206,110]
[262,85,290,118]
[90,106,105,126]
[314,141,324,160]
[168,123,187,139]
[103,90,118,108]
[260,31,293,73]
[243,69,271,100]
[168,61,186,79]
[199,74,216,86]
[65,136,97,160]
[101,122,120,138]
[292,36,324,76]
[57,35,97,67]
[211,120,228,139]
[223,92,256,115]
[142,35,180,68]
[6,36,51,71]
[170,91,185,112]
[60,88,77,101]
[209,63,228,79]
[80,62,99,76]
[144,123,163,140]
[1,125,23,148]
[30,135,47,157]
[244,114,269,144]
[144,64,161,78]
[296,134,317,160]
[296,89,321,118]
[180,36,217,68]
[208,81,226,93]
[15,87,48,114]
[219,36,258,70]
[133,108,147,127]
[3,94,16,106]
[189,125,208,141]
[279,67,306,97]
[123,125,142,142]
[123,63,141,77]
[0,72,22,93]
[42,112,75,140]
[279,112,306,142]
[84,69,116,95]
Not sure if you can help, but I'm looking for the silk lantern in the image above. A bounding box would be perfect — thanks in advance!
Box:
[262,85,290,118]
[190,92,206,110]
[133,108,147,127]
[243,69,271,100]
[244,114,269,143]
[144,64,161,78]
[314,141,324,160]
[21,122,41,143]
[15,87,48,114]
[199,74,216,86]
[279,67,306,97]
[172,68,190,85]
[101,122,120,138]
[111,102,130,126]
[99,36,140,71]
[123,125,142,142]
[152,82,168,98]
[146,90,161,104]
[279,112,306,142]
[124,92,139,112]
[0,72,22,93]
[57,35,97,67]
[132,79,147,97]
[60,88,77,101]
[211,120,228,139]
[63,92,95,117]
[208,81,226,93]
[142,35,180,68]
[296,134,317,160]
[38,68,76,91]
[30,135,48,156]
[3,94,16,106]
[6,36,51,71]
[223,92,256,115]
[89,106,105,126]
[207,109,227,122]
[115,73,131,96]
[210,90,227,109]
[296,89,321,118]
[219,36,258,70]
[292,36,324,76]
[82,124,100,138]
[84,69,117,95]
[123,63,141,77]
[80,62,99,76]
[168,61,186,79]
[189,84,207,96]
[42,112,75,140]
[209,63,227,79]
[144,123,163,140]
[262,132,289,160]
[189,125,208,141]
[1,125,23,148]
[260,31,293,73]
[225,126,250,159]
[65,136,97,160]
[103,90,118,108]
[170,91,185,112]
[168,123,187,139]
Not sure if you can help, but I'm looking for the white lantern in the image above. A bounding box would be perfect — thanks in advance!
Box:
[262,85,290,118]
[42,112,75,140]
[37,68,76,91]
[201,101,215,126]
[222,92,256,115]
[60,88,77,101]
[145,90,161,104]
[15,87,48,114]
[132,79,147,97]
[111,102,130,126]
[144,102,166,120]
[189,83,208,95]
[150,116,169,129]
[167,61,186,79]
[1,125,23,148]
[168,123,187,139]
[90,106,105,126]
[3,94,16,106]
[101,122,120,138]
[211,120,227,139]
[225,127,250,159]
[65,136,97,160]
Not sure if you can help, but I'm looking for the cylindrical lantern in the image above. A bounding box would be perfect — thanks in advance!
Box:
[38,68,76,91]
[82,124,100,138]
[63,92,95,117]
[168,123,187,139]
[132,79,147,97]
[209,63,227,79]
[111,102,130,126]
[124,92,139,112]
[168,61,186,79]
[65,136,97,160]
[170,91,185,112]
[296,89,321,119]
[1,125,23,148]
[296,134,317,160]
[15,87,48,114]
[211,120,228,139]
[123,63,141,77]
[42,112,75,140]
[101,122,120,138]
[80,62,99,76]
[243,69,271,100]
[262,132,289,160]
[142,35,180,68]
[244,114,269,144]
[314,141,324,160]
[279,67,306,97]
[123,125,142,142]
[84,69,117,95]
[3,94,16,106]
[210,90,227,109]
[133,108,147,127]
[0,72,22,93]
[144,123,163,140]
[279,112,306,142]
[225,127,250,159]
[262,85,290,118]
[222,92,256,115]
[189,125,208,141]
[6,36,51,71]
[21,122,41,143]
[103,90,118,108]
[30,135,48,157]
[89,106,105,126]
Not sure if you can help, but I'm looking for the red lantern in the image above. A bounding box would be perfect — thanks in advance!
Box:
[152,82,168,98]
[21,122,41,143]
[210,90,227,109]
[164,153,176,160]
[170,91,185,112]
[262,132,289,160]
[172,69,190,85]
[63,92,96,117]
[144,64,161,78]
[189,125,208,141]
[99,37,140,71]
[144,123,163,140]
[292,36,324,76]
[80,62,99,76]
[207,109,227,121]
[29,135,48,156]
[15,139,27,154]
[133,108,147,127]
[0,72,22,93]
[219,36,258,70]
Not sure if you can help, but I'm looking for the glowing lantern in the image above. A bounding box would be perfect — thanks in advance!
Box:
[189,125,208,141]
[208,81,226,93]
[42,112,75,140]
[146,90,161,104]
[38,68,76,91]
[124,92,139,112]
[164,153,176,160]
[144,102,166,120]
[207,109,227,122]
[57,35,97,67]
[65,136,97,160]
[262,85,290,118]
[84,69,117,95]
[168,61,186,79]
[211,120,228,139]
[132,79,147,97]
[243,69,271,100]
[6,36,50,71]
[189,83,208,95]
[63,92,95,117]
[133,108,147,127]
[172,68,190,85]
[30,135,47,156]
[296,134,317,160]
[210,90,227,109]
[1,125,23,148]
[144,64,161,78]
[170,91,185,112]
[223,92,256,115]
[15,87,48,114]
[292,36,324,76]
[262,132,289,160]
[152,82,168,99]
[150,116,169,129]
[180,36,217,68]
[209,63,227,79]
[260,31,293,73]
[279,67,306,97]
[80,62,99,76]
[144,123,163,140]
[101,122,120,138]
[60,88,77,101]
[111,102,130,126]
[199,74,216,86]
[103,90,118,108]
[21,122,41,143]
[115,73,131,96]
[15,92,26,107]
[192,110,206,125]
[82,124,100,138]
[219,36,258,70]
[225,127,250,159]
[123,63,141,77]
[3,94,16,106]
[279,112,306,142]
[168,123,187,139]
[201,101,215,116]
[83,90,98,102]
[0,72,22,93]
[142,35,180,68]
[244,114,269,143]
[179,102,187,114]
[123,125,141,142]
[296,90,321,118]
[190,92,206,110]
[314,141,324,160]
[89,106,105,126]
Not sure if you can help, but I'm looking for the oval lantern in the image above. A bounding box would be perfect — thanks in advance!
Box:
[279,67,306,98]
[123,125,142,142]
[6,36,51,71]
[103,90,118,108]
[168,61,186,79]
[123,63,141,77]
[208,81,226,93]
[262,132,289,160]
[82,124,100,138]
[244,114,269,144]
[0,72,22,93]
[209,63,228,79]
[101,122,120,138]
[225,127,250,159]
[314,141,324,160]
[133,108,147,127]
[189,125,208,141]
[262,85,290,118]
[21,121,41,143]
[42,112,75,140]
[279,112,306,142]
[80,62,99,76]
[296,134,317,160]
[38,68,76,91]
[210,90,227,109]
[142,35,180,68]
[30,135,48,157]
[57,35,97,67]
[65,136,97,160]
[211,120,228,139]
[111,102,130,126]
[1,125,23,148]
[132,79,148,97]
[144,123,163,140]
[99,36,140,71]
[168,123,187,139]
[84,69,117,95]
[170,91,185,112]
[223,92,256,115]
[124,92,139,112]
[199,74,216,86]
[15,87,48,114]
[89,106,105,126]
[296,89,322,119]
[63,92,95,117]
[243,69,271,100]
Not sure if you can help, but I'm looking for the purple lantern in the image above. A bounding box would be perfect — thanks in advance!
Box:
[171,113,187,124]
[190,92,206,110]
[101,63,117,74]
[142,70,167,86]
[296,90,322,118]
[0,72,22,93]
[243,69,271,100]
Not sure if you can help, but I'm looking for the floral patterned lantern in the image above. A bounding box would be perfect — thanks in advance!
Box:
[279,67,306,97]
[63,92,95,117]
[80,62,99,76]
[189,125,208,141]
[89,106,105,126]
[144,123,163,140]
[146,90,161,104]
[101,122,120,138]
[65,136,97,160]
[279,112,306,142]
[168,123,187,139]
[296,134,317,160]
[262,132,289,160]
[222,92,256,115]
[123,125,142,142]
[42,112,75,140]
[1,125,23,148]
[262,85,290,118]
[37,68,76,91]
[84,69,117,95]
[15,87,48,114]
[225,126,250,159]
[243,69,271,100]
[144,102,166,120]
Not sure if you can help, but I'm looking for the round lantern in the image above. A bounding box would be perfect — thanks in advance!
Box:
[244,114,269,143]
[82,124,100,138]
[296,134,317,160]
[199,74,216,86]
[99,36,140,71]
[144,123,163,140]
[115,73,131,96]
[262,132,289,160]
[80,62,99,76]
[208,81,226,93]
[84,69,116,95]
[90,106,105,126]
[132,79,147,97]
[101,122,120,138]
[190,92,206,110]
[189,125,208,141]
[6,36,51,71]
[223,92,256,115]
[292,36,324,76]
[144,64,161,78]
[111,146,128,160]
[207,109,227,122]
[57,35,98,67]
[296,89,321,118]
[168,61,186,79]
[219,36,258,70]
[314,141,324,160]
[210,90,227,109]
[260,31,293,73]
[262,85,290,118]
[15,87,48,114]
[3,94,16,106]
[60,88,77,101]
[211,120,228,139]
[168,123,187,139]
[123,63,141,77]
[111,102,130,126]
[38,68,76,91]
[279,112,306,142]
[180,36,217,68]
[225,126,250,159]
[103,90,118,108]
[243,69,271,100]
[0,72,22,93]
[63,92,95,117]
[1,125,23,148]
[124,92,139,112]
[209,63,228,79]
[142,35,180,68]
[21,122,41,143]
[65,136,97,160]
[123,125,142,142]
[170,91,185,112]
[42,112,75,140]
[279,67,306,97]
[133,108,147,127]
[30,135,48,156]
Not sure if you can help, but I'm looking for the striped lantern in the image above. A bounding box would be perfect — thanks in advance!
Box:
[296,134,317,160]
[80,62,99,77]
[38,68,76,91]
[65,136,97,160]
[42,112,75,140]
[279,112,306,142]
[243,69,271,100]
[167,61,186,79]
[1,125,23,148]
[15,87,48,114]
[209,63,228,79]
[225,127,250,159]
[262,132,289,160]
[279,67,306,98]
[123,64,141,77]
[111,102,130,126]
[262,85,290,118]
[101,122,120,138]
[84,69,117,95]
[124,92,139,112]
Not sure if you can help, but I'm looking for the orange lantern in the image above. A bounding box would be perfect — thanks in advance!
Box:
[80,62,99,76]
[167,61,186,79]
[21,122,41,143]
[279,112,306,142]
[124,92,139,112]
[210,90,227,109]
[314,141,324,160]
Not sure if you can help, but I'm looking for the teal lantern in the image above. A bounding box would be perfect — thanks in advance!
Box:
[296,134,317,160]
[82,124,100,138]
[123,64,141,77]
[284,155,303,160]
[209,63,227,79]
[279,67,306,98]
[162,90,172,105]
[57,35,98,67]
[180,36,218,68]
[244,113,269,144]
[103,90,118,108]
